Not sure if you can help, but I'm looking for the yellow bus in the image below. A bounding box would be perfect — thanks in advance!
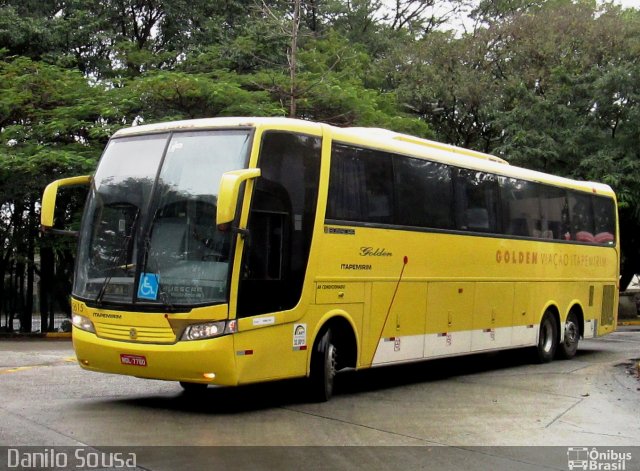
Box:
[41,117,619,401]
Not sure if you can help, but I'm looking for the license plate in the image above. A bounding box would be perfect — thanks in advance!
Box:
[120,354,147,367]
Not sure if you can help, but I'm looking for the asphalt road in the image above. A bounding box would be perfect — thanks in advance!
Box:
[0,327,639,470]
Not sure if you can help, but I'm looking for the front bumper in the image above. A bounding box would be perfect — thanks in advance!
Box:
[72,327,239,385]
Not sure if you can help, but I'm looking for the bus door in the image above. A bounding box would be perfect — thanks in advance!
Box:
[233,131,322,381]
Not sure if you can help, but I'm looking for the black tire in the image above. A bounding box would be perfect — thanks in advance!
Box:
[179,381,208,393]
[536,311,558,363]
[309,329,337,402]
[557,311,580,359]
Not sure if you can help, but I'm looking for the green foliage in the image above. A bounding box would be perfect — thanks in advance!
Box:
[0,54,104,330]
[122,71,285,121]
[371,1,640,280]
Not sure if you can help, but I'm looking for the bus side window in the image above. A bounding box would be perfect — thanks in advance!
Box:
[393,157,454,229]
[327,145,394,225]
[539,186,568,240]
[592,196,615,244]
[501,178,541,239]
[454,169,499,233]
[568,191,595,243]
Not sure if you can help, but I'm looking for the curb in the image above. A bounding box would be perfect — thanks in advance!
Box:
[45,332,72,339]
[618,320,640,326]
[0,332,71,340]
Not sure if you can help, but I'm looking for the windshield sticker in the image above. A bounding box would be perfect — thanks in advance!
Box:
[164,285,204,300]
[167,142,183,153]
[293,324,307,350]
[137,273,159,300]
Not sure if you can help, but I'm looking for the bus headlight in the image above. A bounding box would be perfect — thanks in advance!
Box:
[181,320,236,341]
[72,314,96,333]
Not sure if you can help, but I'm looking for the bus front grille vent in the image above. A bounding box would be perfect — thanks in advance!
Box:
[94,322,176,343]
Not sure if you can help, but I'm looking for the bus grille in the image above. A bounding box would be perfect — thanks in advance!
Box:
[95,322,176,344]
[601,285,615,326]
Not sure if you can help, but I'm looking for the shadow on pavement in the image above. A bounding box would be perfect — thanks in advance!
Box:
[111,346,603,414]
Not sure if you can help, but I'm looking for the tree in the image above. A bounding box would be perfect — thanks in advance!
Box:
[387,1,640,284]
[122,70,285,121]
[486,3,640,284]
[0,56,105,330]
[3,0,640,332]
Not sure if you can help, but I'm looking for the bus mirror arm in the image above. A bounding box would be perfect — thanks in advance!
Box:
[216,168,261,226]
[233,226,250,240]
[215,223,250,250]
[233,226,251,248]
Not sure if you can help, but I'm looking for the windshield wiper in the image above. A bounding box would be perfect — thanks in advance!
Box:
[95,209,140,305]
[136,205,177,311]
[138,233,175,311]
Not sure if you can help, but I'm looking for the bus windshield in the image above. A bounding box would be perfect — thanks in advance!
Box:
[74,130,252,308]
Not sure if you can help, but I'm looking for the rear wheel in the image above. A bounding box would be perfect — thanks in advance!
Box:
[536,311,558,363]
[557,311,580,359]
[309,329,337,402]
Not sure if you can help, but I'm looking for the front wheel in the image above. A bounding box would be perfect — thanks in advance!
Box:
[536,311,558,363]
[309,329,337,402]
[557,311,580,359]
[179,381,208,393]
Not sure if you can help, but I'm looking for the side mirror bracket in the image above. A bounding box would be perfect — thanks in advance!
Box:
[233,226,251,248]
[216,169,261,226]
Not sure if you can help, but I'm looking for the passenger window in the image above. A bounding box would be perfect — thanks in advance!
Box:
[539,186,569,240]
[394,157,454,229]
[327,145,394,224]
[454,169,499,233]
[568,192,595,243]
[501,178,541,238]
[592,196,616,245]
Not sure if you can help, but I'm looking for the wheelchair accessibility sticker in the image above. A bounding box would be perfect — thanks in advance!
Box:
[138,273,159,300]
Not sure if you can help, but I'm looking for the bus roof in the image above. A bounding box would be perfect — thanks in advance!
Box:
[341,127,509,165]
[111,117,323,138]
[111,117,615,198]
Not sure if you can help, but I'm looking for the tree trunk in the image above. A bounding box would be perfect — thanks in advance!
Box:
[40,242,55,332]
[619,209,640,292]
[8,261,15,332]
[56,249,74,317]
[17,260,27,332]
[23,198,35,332]
[0,254,5,329]
[289,0,301,118]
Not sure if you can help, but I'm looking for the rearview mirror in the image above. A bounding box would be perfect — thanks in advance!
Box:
[216,169,261,226]
[41,175,92,235]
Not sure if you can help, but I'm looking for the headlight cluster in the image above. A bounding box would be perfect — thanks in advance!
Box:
[72,314,96,333]
[181,320,236,341]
